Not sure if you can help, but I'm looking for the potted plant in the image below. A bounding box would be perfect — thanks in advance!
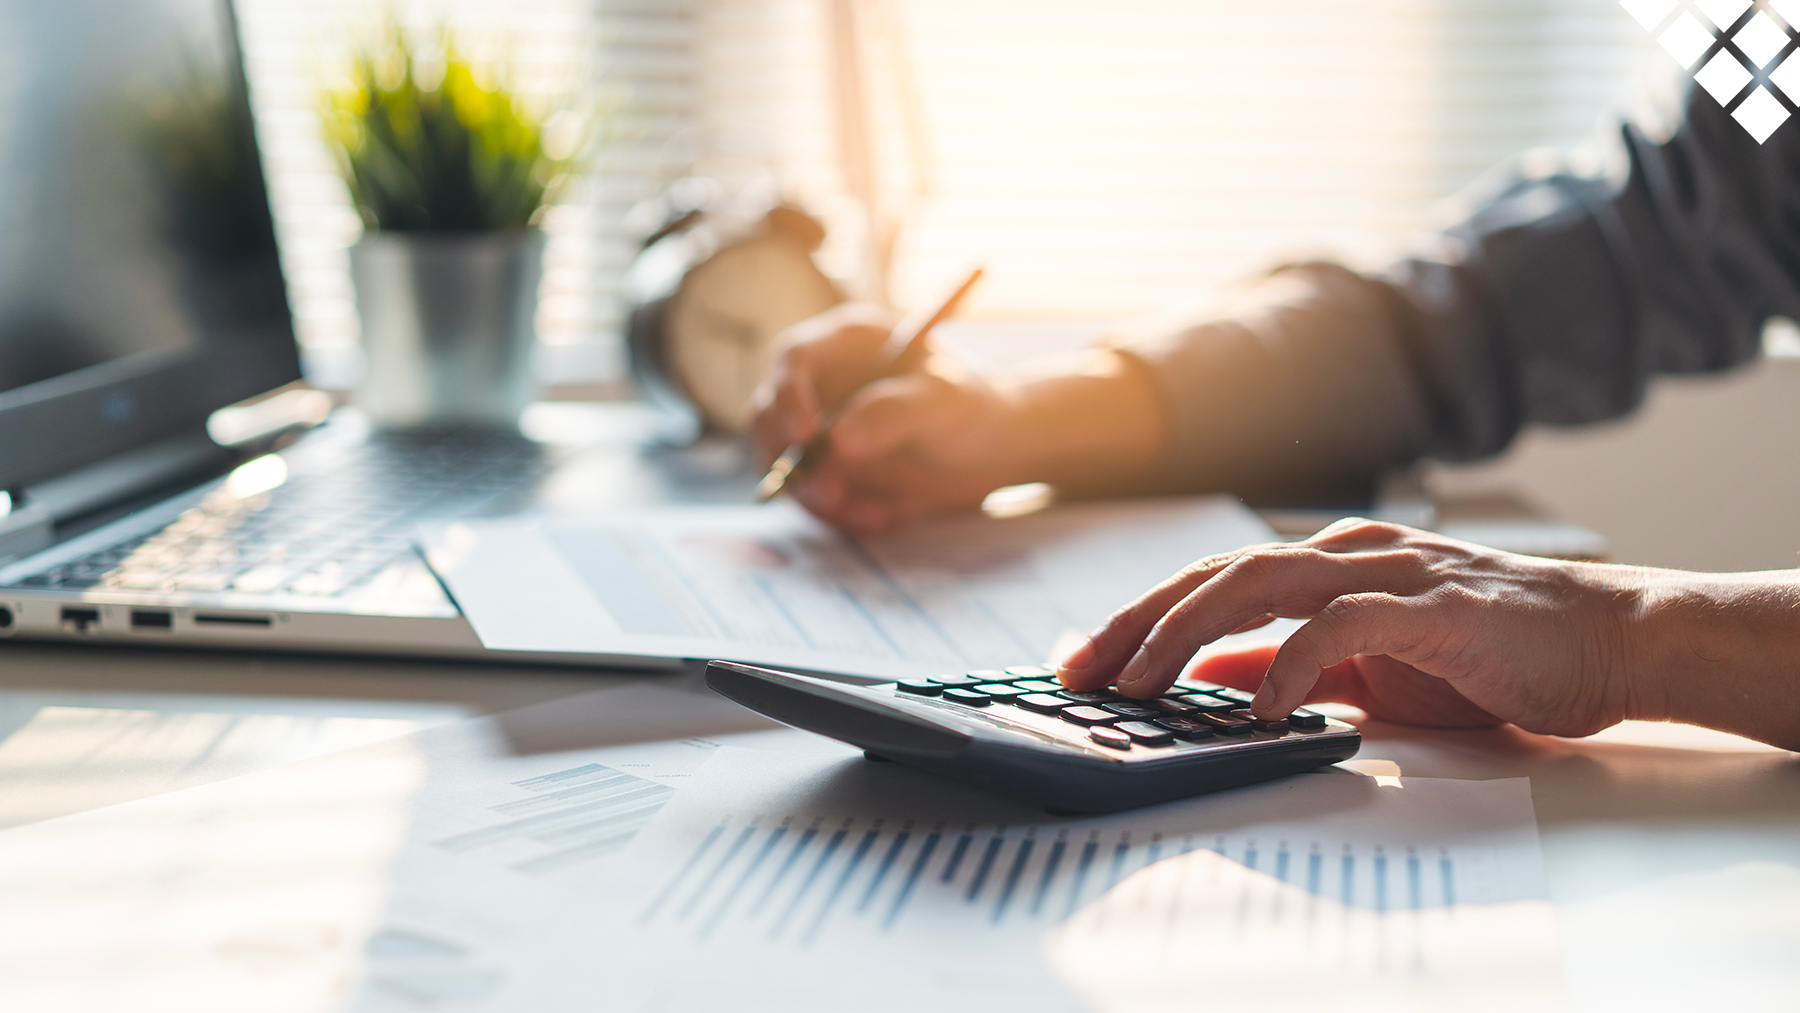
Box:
[321,30,586,428]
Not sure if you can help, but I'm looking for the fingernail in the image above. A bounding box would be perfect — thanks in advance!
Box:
[1251,679,1276,712]
[1058,640,1095,678]
[1115,650,1149,691]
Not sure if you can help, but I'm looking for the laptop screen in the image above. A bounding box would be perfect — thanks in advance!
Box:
[0,0,299,491]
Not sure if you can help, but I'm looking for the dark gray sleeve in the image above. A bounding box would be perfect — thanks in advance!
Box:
[1118,84,1800,504]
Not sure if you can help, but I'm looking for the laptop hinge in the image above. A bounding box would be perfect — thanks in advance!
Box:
[19,428,235,530]
[0,499,53,565]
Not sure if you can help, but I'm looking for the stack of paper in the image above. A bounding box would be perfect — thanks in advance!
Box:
[422,496,1279,678]
[0,682,1566,1013]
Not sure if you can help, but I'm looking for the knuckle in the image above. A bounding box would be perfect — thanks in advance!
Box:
[1318,594,1363,628]
[1225,544,1309,584]
[1227,549,1278,582]
[1319,591,1387,627]
[1311,516,1402,546]
[1431,582,1483,610]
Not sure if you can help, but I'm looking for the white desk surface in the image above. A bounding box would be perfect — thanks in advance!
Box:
[1,634,1795,1010]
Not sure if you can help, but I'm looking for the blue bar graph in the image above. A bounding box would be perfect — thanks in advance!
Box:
[940,830,975,882]
[992,837,1035,924]
[748,823,818,916]
[770,824,848,937]
[966,834,1006,901]
[801,826,880,943]
[885,829,940,930]
[858,827,910,913]
[1030,837,1067,917]
[1065,838,1099,918]
[640,814,1479,947]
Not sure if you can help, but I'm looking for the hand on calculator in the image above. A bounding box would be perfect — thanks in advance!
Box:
[1058,518,1658,738]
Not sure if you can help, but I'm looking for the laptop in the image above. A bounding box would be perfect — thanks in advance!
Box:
[0,0,712,666]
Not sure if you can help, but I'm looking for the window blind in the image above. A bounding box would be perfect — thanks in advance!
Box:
[238,1,1662,386]
[790,0,1667,315]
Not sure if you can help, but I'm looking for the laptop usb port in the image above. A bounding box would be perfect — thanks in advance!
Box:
[193,613,273,627]
[60,607,101,632]
[130,610,173,630]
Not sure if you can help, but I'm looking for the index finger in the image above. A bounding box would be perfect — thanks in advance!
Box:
[751,352,826,462]
[1056,546,1269,691]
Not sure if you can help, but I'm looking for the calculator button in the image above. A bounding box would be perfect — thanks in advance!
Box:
[1115,721,1175,746]
[1057,690,1118,704]
[929,674,982,686]
[1153,717,1215,740]
[1289,708,1327,729]
[896,679,942,696]
[967,669,1008,682]
[1012,679,1063,693]
[1182,695,1239,713]
[1088,726,1132,750]
[974,683,1030,698]
[1207,687,1256,705]
[1015,693,1073,714]
[1176,680,1231,695]
[1060,706,1118,726]
[942,688,993,706]
[1230,709,1290,733]
[1197,712,1253,735]
[1102,702,1160,720]
[1146,697,1200,716]
[1005,665,1053,678]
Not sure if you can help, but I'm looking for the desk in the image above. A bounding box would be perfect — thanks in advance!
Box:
[0,639,1794,1010]
[2,449,1797,1010]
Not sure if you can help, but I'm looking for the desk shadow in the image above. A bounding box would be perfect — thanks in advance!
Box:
[490,675,784,756]
[741,745,1384,835]
[1351,719,1800,825]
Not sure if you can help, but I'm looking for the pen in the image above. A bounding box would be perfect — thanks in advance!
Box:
[753,266,985,503]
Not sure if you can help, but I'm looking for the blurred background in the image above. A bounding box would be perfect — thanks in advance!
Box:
[236,0,1799,571]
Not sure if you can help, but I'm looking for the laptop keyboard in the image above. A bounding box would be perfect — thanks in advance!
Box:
[12,426,546,599]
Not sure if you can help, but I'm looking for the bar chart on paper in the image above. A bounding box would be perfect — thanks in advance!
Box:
[640,813,1503,947]
[562,750,1566,1013]
[433,761,679,875]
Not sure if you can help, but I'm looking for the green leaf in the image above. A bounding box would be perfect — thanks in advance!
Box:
[319,26,593,233]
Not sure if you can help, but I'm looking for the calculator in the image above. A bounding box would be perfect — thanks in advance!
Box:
[704,660,1361,814]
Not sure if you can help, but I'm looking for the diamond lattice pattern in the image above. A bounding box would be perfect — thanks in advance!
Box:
[1622,0,1798,141]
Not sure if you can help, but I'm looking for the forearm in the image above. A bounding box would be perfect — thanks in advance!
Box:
[1105,263,1435,505]
[1629,571,1800,749]
[988,350,1169,494]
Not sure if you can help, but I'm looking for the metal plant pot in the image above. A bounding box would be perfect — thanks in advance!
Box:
[350,230,544,429]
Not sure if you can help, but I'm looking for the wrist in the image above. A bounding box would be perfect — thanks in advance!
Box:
[1628,569,1800,747]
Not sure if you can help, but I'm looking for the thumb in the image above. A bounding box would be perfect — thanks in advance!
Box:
[828,373,966,462]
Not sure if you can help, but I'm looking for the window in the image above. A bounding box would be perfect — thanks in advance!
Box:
[240,1,1662,386]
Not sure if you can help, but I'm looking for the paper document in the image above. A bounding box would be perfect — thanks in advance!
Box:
[510,747,1565,1013]
[0,681,1563,1013]
[0,683,820,1013]
[424,495,1276,679]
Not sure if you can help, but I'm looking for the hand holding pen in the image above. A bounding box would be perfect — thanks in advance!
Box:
[754,267,986,503]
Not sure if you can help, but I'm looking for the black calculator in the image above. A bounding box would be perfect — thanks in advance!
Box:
[705,660,1360,814]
